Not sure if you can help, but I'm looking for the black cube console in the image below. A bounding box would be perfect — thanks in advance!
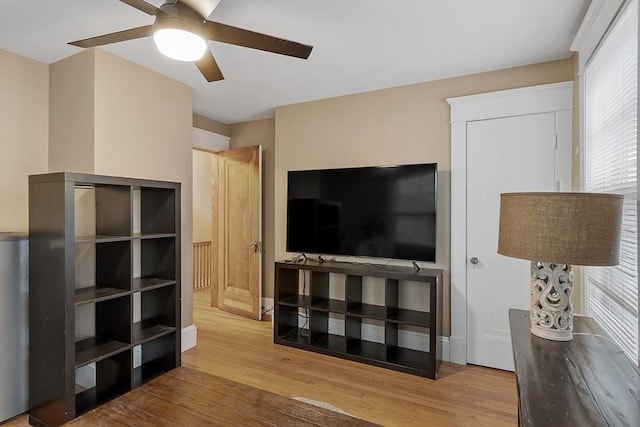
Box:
[274,260,443,379]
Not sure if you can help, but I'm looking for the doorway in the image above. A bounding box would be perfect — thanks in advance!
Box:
[448,82,573,369]
[193,148,217,293]
[192,138,263,320]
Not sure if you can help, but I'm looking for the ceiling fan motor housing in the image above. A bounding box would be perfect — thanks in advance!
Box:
[155,1,205,35]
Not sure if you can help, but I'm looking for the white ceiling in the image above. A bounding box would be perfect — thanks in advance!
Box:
[0,0,589,124]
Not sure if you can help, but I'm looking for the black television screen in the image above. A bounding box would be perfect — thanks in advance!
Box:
[286,163,437,262]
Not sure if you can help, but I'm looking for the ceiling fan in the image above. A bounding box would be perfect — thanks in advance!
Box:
[68,0,313,82]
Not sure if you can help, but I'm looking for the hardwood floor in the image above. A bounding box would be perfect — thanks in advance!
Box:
[67,367,376,427]
[5,367,372,427]
[183,290,518,426]
[4,289,518,426]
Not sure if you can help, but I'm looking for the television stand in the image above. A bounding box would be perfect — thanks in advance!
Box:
[274,260,443,379]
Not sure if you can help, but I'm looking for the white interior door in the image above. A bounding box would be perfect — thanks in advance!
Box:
[466,112,569,370]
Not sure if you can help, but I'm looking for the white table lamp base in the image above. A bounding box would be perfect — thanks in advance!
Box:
[529,261,573,341]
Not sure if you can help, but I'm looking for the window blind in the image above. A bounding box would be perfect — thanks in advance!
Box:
[584,0,638,363]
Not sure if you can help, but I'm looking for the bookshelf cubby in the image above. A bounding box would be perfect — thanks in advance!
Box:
[274,260,443,379]
[29,172,181,427]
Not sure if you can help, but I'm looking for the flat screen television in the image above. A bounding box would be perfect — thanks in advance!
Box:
[286,163,437,262]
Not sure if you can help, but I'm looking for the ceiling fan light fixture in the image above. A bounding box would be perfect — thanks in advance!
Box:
[153,28,206,62]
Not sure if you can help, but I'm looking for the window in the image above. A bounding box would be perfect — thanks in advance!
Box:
[583,0,638,363]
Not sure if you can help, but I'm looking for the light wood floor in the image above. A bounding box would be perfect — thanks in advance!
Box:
[65,367,376,426]
[4,289,518,426]
[183,289,518,426]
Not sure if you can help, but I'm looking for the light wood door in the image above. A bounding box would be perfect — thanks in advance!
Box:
[212,146,262,320]
[466,112,570,370]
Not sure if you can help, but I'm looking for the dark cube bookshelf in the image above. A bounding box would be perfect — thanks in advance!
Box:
[274,260,443,379]
[28,172,181,427]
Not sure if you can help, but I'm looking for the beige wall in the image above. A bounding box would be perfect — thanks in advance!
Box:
[193,113,229,137]
[93,50,194,326]
[49,49,195,327]
[0,49,49,231]
[229,118,276,299]
[274,58,575,336]
[1,44,578,338]
[193,150,213,242]
[192,128,229,245]
[49,49,95,173]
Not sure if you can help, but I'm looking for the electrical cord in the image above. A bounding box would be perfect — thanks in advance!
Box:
[317,254,336,263]
[285,253,308,263]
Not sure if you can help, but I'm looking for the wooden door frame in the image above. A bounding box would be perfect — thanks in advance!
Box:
[446,82,573,365]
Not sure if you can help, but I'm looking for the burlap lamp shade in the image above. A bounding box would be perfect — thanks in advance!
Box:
[498,192,623,265]
[497,192,623,341]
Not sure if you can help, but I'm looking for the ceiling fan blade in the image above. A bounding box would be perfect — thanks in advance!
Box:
[119,0,164,16]
[69,25,154,48]
[196,49,224,82]
[202,21,313,59]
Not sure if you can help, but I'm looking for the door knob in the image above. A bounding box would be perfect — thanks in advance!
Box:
[470,257,479,265]
[250,241,262,253]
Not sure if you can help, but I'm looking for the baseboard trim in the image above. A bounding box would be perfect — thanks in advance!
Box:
[262,297,274,315]
[182,324,197,352]
[296,316,451,362]
[449,335,467,365]
[441,337,451,362]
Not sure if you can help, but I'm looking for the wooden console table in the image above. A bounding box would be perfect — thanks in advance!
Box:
[509,309,640,426]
